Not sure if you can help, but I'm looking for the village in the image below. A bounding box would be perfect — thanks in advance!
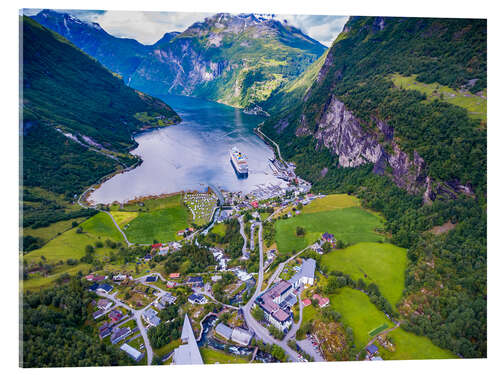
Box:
[79,179,371,365]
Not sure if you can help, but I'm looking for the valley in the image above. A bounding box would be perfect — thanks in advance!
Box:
[20,11,486,368]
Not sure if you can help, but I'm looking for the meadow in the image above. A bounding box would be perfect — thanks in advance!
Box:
[302,194,359,214]
[329,288,455,359]
[322,242,407,306]
[391,73,486,123]
[24,212,122,263]
[380,329,457,360]
[275,207,384,255]
[124,206,189,243]
[199,347,250,364]
[330,287,394,350]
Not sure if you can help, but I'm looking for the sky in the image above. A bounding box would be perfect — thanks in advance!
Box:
[23,9,348,46]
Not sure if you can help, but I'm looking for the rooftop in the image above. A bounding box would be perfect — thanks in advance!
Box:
[173,314,204,365]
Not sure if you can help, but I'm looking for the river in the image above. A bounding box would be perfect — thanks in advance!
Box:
[89,95,287,204]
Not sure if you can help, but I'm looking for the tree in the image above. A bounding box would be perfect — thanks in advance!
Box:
[322,241,333,253]
[296,226,305,237]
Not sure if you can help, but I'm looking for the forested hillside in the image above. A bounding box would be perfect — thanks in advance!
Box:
[261,16,487,358]
[21,16,180,231]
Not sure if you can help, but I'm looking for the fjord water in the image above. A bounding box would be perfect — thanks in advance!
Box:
[89,95,285,204]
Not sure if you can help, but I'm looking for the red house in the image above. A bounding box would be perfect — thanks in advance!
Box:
[251,201,259,208]
[151,243,162,249]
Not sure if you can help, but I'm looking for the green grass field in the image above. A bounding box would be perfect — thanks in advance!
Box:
[24,212,122,263]
[211,223,227,237]
[275,207,384,255]
[200,347,250,364]
[330,288,394,350]
[154,339,181,358]
[22,217,88,243]
[111,211,139,228]
[322,242,407,306]
[303,194,359,214]
[391,73,486,123]
[380,329,457,360]
[22,263,93,291]
[124,206,189,243]
[369,323,389,337]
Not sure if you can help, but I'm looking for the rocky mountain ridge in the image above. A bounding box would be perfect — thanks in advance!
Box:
[32,10,326,109]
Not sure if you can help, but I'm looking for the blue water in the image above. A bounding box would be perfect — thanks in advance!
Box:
[89,95,285,204]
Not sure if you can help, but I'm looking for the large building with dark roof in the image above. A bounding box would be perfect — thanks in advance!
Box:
[256,280,293,331]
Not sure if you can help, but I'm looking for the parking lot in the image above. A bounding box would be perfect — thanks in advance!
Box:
[297,336,325,362]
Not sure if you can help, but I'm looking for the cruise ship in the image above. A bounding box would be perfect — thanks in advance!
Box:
[229,147,249,178]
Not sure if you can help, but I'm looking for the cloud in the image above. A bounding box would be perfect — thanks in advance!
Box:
[24,9,348,46]
[273,14,349,46]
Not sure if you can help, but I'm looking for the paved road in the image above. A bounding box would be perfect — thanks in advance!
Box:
[103,211,133,246]
[284,290,303,342]
[263,246,310,292]
[97,291,155,365]
[250,223,256,251]
[241,223,302,362]
[238,216,249,259]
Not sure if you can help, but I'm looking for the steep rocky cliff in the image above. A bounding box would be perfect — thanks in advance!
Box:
[263,16,486,201]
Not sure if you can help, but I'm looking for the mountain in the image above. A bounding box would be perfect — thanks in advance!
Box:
[21,16,180,229]
[32,9,152,81]
[31,11,327,109]
[264,16,486,198]
[262,16,486,358]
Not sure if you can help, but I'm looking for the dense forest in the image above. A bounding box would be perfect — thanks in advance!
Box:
[262,16,487,358]
[22,279,133,367]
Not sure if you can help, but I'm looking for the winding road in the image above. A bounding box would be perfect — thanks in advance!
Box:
[241,222,303,362]
[238,216,249,259]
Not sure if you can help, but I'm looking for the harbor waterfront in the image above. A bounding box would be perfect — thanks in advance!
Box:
[89,95,287,204]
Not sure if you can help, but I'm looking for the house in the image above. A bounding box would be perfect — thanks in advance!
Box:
[231,327,253,346]
[188,294,207,305]
[177,230,185,236]
[158,247,169,256]
[120,343,144,362]
[166,281,176,288]
[289,258,316,288]
[97,299,112,310]
[151,243,163,249]
[145,275,158,283]
[322,232,337,247]
[86,274,106,282]
[302,299,312,307]
[143,308,161,327]
[113,274,127,282]
[93,309,107,320]
[109,309,123,323]
[170,242,182,251]
[366,344,379,358]
[215,322,233,341]
[172,314,204,365]
[97,283,113,293]
[110,327,132,345]
[169,273,180,279]
[312,294,330,308]
[187,276,203,284]
[250,201,259,208]
[99,322,112,339]
[164,293,177,304]
[144,254,152,262]
[211,275,222,282]
[88,282,99,292]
